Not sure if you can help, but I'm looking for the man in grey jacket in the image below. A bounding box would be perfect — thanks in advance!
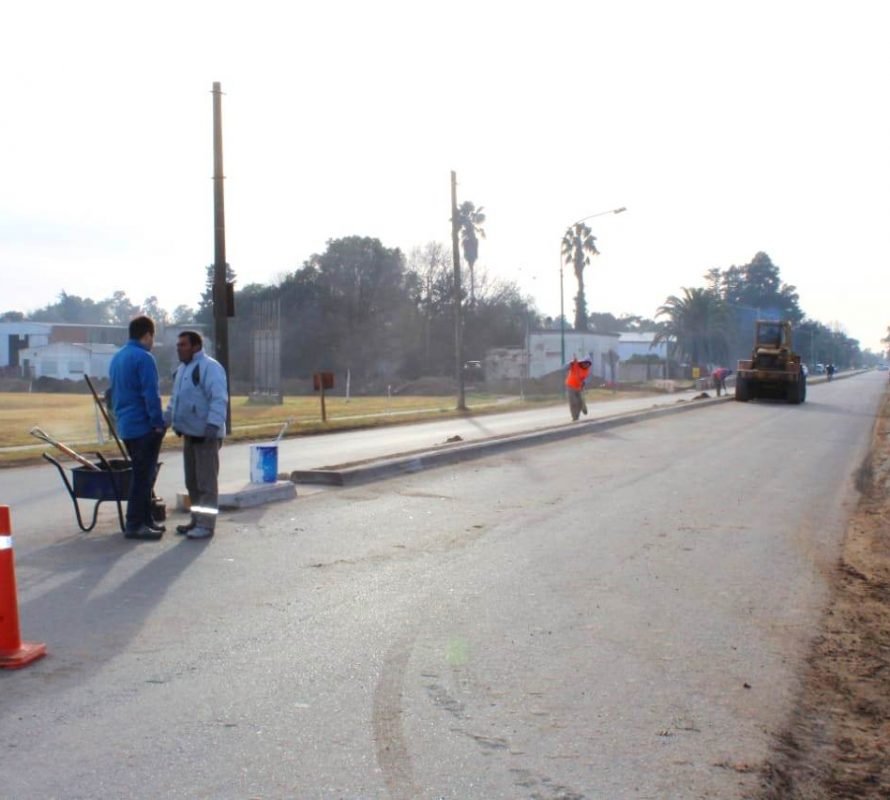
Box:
[165,331,229,540]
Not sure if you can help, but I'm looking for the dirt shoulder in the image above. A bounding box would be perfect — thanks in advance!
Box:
[758,390,890,798]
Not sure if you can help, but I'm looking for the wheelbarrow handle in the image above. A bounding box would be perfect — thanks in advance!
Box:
[30,427,101,471]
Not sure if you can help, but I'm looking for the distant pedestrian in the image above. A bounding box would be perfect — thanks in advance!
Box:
[108,316,167,540]
[711,366,732,396]
[566,355,592,421]
[165,331,229,540]
[826,363,836,381]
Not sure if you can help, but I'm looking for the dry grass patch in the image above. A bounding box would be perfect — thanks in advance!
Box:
[0,391,547,464]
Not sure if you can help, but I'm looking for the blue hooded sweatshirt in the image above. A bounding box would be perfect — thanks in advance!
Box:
[108,339,165,439]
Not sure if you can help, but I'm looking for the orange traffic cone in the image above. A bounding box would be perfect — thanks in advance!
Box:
[0,505,46,669]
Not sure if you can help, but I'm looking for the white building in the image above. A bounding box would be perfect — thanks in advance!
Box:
[24,342,119,380]
[525,330,621,380]
[0,321,129,375]
[0,321,210,379]
[482,330,672,385]
[616,331,668,361]
[0,321,52,373]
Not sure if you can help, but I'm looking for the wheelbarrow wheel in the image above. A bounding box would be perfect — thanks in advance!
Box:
[151,496,167,522]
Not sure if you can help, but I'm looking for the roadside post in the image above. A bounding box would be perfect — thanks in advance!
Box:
[314,372,334,422]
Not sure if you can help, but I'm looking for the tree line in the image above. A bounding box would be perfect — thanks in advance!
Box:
[2,242,873,387]
[0,290,196,327]
[654,251,868,369]
[195,236,538,389]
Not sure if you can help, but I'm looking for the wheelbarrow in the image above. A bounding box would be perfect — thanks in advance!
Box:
[43,452,145,533]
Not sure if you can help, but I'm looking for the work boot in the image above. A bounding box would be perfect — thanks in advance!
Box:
[186,526,214,540]
[175,520,196,536]
[124,525,163,541]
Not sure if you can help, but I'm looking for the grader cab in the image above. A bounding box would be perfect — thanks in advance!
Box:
[735,320,806,404]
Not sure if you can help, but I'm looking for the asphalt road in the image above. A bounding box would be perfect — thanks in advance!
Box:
[4,386,712,555]
[1,372,883,798]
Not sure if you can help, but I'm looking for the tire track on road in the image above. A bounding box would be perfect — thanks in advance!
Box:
[372,628,422,800]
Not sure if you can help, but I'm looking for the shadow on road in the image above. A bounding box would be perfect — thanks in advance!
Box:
[2,534,205,702]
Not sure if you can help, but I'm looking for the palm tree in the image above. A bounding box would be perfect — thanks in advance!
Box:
[457,201,486,306]
[654,287,729,369]
[561,223,599,331]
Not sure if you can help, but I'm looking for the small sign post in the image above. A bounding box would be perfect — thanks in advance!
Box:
[313,372,334,422]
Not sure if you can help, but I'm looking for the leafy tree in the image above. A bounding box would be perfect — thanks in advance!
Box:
[705,252,803,361]
[407,242,454,366]
[817,322,860,369]
[171,305,196,324]
[561,222,599,331]
[30,291,112,324]
[588,311,659,333]
[107,290,140,324]
[719,252,802,321]
[462,272,534,360]
[319,237,408,379]
[141,296,169,325]
[457,201,486,307]
[196,263,237,328]
[881,327,890,361]
[654,287,729,367]
[1,310,25,321]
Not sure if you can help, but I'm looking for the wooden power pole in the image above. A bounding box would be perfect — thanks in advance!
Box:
[212,81,232,432]
[451,171,466,411]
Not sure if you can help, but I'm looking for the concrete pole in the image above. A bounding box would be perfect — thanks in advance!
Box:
[451,171,466,411]
[212,82,232,432]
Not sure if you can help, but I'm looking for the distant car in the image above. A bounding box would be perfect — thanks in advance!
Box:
[877,364,889,371]
[813,363,826,374]
[463,360,484,380]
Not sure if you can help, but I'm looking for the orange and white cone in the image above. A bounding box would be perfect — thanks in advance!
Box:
[0,505,47,669]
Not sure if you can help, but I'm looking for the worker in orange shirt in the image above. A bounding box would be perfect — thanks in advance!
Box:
[566,355,592,421]
[711,366,732,396]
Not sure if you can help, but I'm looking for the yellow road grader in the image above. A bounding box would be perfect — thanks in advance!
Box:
[735,320,806,404]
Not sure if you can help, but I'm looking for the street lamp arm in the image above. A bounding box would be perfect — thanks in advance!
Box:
[560,206,627,368]
[570,206,627,227]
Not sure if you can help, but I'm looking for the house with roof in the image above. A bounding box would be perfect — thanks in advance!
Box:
[0,321,128,376]
[1,320,211,379]
[22,342,120,380]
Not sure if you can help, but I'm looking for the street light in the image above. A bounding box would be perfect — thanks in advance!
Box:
[560,206,627,366]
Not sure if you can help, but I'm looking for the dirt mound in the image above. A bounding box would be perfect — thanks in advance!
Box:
[758,391,890,798]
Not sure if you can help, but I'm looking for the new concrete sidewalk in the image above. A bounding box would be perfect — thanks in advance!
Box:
[281,370,857,487]
[288,391,729,486]
[210,388,731,504]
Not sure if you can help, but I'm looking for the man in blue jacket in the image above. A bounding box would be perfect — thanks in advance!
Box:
[165,330,229,540]
[109,316,167,540]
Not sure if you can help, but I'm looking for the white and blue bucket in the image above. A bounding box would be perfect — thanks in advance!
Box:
[249,443,278,483]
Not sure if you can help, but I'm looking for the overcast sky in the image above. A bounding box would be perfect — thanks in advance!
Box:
[2,1,888,350]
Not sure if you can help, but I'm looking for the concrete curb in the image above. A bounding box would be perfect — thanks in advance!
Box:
[290,393,730,487]
[177,480,297,512]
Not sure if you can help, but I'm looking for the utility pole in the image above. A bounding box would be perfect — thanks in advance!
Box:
[212,81,232,432]
[451,171,466,411]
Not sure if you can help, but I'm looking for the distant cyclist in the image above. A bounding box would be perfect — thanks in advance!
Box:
[826,363,836,381]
